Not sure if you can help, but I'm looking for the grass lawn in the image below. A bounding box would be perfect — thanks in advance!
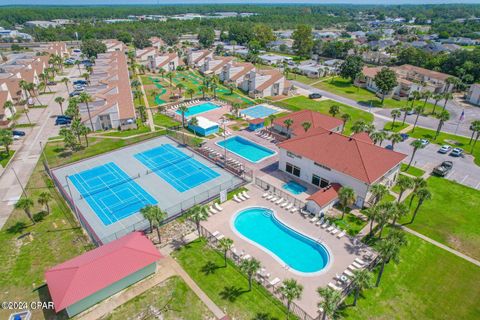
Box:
[275,95,374,135]
[400,176,480,260]
[0,161,92,320]
[153,113,181,127]
[286,73,322,85]
[408,127,480,166]
[383,121,409,133]
[14,123,36,128]
[102,276,213,320]
[100,125,151,137]
[341,228,480,320]
[44,130,166,167]
[314,78,441,113]
[400,163,425,177]
[0,150,15,167]
[173,239,291,320]
[328,213,367,236]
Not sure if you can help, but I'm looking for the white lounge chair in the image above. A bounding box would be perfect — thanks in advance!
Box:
[326,225,335,232]
[212,231,220,238]
[352,262,363,269]
[343,269,354,277]
[316,217,324,226]
[337,231,346,239]
[331,228,339,235]
[209,206,218,214]
[328,282,342,291]
[310,216,319,223]
[321,221,329,228]
[233,195,242,203]
[285,203,293,211]
[217,234,225,240]
[280,200,289,208]
[347,264,357,271]
[214,202,223,211]
[238,194,247,201]
[241,191,250,199]
[270,196,278,202]
[242,254,251,260]
[355,258,366,265]
[269,277,281,287]
[275,197,284,205]
[262,192,270,198]
[266,194,274,200]
[290,207,298,213]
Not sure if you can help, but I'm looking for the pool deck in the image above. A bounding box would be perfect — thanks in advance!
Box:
[202,184,375,318]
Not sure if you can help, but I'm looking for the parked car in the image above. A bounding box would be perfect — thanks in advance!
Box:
[433,161,453,177]
[412,139,429,147]
[400,133,409,141]
[308,93,322,99]
[74,85,85,91]
[450,148,464,157]
[55,118,71,126]
[385,144,394,150]
[57,115,72,121]
[438,145,452,154]
[407,110,415,115]
[73,80,87,85]
[11,130,25,136]
[69,91,81,97]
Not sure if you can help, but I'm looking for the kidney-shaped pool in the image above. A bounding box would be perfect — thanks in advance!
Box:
[232,207,330,274]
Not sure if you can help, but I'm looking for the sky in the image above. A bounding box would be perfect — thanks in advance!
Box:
[1,0,480,6]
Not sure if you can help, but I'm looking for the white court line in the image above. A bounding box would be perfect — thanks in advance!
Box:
[460,175,469,184]
[475,182,480,189]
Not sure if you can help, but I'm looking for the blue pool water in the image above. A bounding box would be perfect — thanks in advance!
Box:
[283,180,307,195]
[233,207,330,273]
[216,136,276,163]
[134,144,220,192]
[240,105,278,119]
[69,162,157,226]
[176,102,220,117]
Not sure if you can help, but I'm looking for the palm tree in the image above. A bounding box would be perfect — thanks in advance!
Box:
[198,85,207,99]
[15,197,35,224]
[38,192,53,214]
[227,83,236,95]
[431,93,443,115]
[408,177,426,208]
[410,90,421,108]
[375,202,395,238]
[140,205,155,233]
[151,206,167,243]
[410,188,432,224]
[218,237,234,267]
[391,202,408,225]
[442,92,453,111]
[351,120,368,134]
[390,109,401,130]
[370,131,387,146]
[341,113,351,133]
[317,287,341,320]
[268,114,276,128]
[375,232,406,287]
[338,186,355,219]
[435,110,450,139]
[3,101,15,124]
[283,119,294,134]
[211,83,218,98]
[369,184,388,205]
[389,133,403,150]
[239,258,261,291]
[78,92,94,131]
[468,120,480,144]
[230,104,240,117]
[79,124,89,147]
[401,105,413,125]
[301,121,312,133]
[364,205,380,235]
[189,117,199,135]
[176,83,185,98]
[329,105,340,117]
[165,71,174,88]
[411,105,425,132]
[186,88,195,100]
[396,175,414,203]
[407,139,425,169]
[178,105,188,127]
[187,204,209,236]
[421,91,432,108]
[54,96,65,115]
[351,269,373,306]
[279,279,303,319]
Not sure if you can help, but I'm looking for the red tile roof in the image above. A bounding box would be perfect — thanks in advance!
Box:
[249,118,265,125]
[278,129,407,184]
[350,132,373,144]
[273,110,343,135]
[45,232,162,312]
[307,183,342,207]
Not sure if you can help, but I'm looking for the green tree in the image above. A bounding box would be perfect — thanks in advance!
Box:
[189,117,199,136]
[198,85,207,99]
[292,25,314,57]
[410,188,432,224]
[329,105,340,117]
[279,279,303,319]
[408,177,427,208]
[442,92,453,111]
[253,24,275,48]
[391,202,408,225]
[339,55,364,83]
[268,114,276,128]
[364,205,380,235]
[468,120,480,145]
[186,88,195,100]
[151,207,167,243]
[351,269,373,307]
[390,109,401,130]
[370,131,387,146]
[396,175,414,203]
[140,204,155,233]
[54,96,65,115]
[78,92,94,131]
[198,27,215,48]
[373,67,398,104]
[338,186,355,219]
[178,105,188,127]
[15,197,35,224]
[239,258,261,291]
[317,287,341,320]
[80,39,107,58]
[301,121,312,133]
[411,104,425,133]
[431,93,443,115]
[0,129,13,155]
[375,233,405,287]
[401,105,413,125]
[369,184,388,205]
[407,139,425,169]
[218,237,234,267]
[133,33,152,49]
[435,110,450,139]
[389,132,403,150]
[38,191,53,214]
[59,127,77,152]
[341,113,351,133]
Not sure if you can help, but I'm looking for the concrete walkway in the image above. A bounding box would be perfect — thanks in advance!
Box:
[137,75,156,132]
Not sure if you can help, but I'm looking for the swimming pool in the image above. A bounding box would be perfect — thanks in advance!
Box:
[283,180,307,195]
[176,102,220,117]
[233,207,330,274]
[240,105,278,119]
[216,136,276,163]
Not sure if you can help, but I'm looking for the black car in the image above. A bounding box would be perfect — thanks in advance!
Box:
[309,93,322,99]
[73,80,87,85]
[57,115,72,120]
[69,91,81,97]
[11,130,25,136]
[433,161,453,177]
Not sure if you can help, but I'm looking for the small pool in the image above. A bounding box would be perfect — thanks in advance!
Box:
[233,207,330,274]
[216,136,276,163]
[176,102,220,117]
[240,105,278,119]
[283,180,307,195]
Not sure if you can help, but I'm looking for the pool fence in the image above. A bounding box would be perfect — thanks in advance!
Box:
[254,176,306,209]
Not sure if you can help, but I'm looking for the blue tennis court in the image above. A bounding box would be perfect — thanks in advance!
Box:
[240,105,279,119]
[134,144,220,192]
[68,162,157,226]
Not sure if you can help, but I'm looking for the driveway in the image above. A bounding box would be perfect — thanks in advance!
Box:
[393,138,480,190]
[0,66,81,228]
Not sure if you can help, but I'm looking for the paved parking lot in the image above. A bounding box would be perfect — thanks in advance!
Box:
[394,138,480,190]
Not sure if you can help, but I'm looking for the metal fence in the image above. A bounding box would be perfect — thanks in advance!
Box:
[198,224,318,320]
[254,176,306,209]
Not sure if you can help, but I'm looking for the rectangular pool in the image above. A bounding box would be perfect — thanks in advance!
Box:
[176,102,220,117]
[216,136,276,163]
[240,105,278,119]
[283,180,307,195]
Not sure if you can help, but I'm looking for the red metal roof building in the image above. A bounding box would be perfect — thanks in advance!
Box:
[45,232,162,317]
[272,110,343,137]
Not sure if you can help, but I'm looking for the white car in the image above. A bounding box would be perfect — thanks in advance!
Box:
[438,145,452,154]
